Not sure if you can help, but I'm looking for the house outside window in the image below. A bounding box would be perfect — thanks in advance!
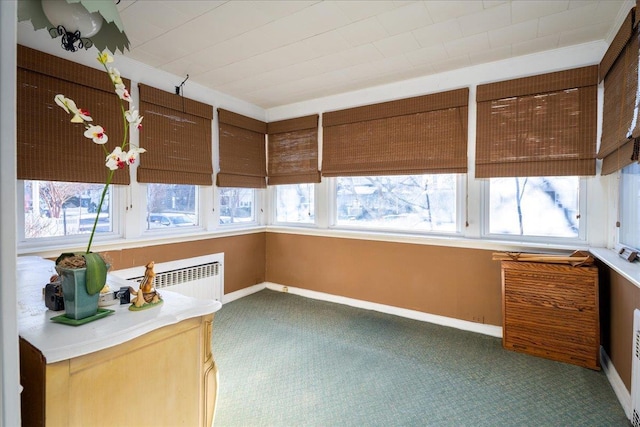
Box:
[335,174,457,232]
[22,180,114,240]
[219,188,256,225]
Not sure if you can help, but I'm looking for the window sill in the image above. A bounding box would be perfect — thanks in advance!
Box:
[589,247,640,289]
[266,225,590,253]
[18,226,267,259]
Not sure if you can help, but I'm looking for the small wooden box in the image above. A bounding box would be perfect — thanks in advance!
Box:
[501,260,600,370]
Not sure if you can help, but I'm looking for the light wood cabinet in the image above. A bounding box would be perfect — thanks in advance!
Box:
[501,261,600,370]
[20,314,218,426]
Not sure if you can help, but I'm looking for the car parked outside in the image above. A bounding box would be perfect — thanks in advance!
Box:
[148,213,195,229]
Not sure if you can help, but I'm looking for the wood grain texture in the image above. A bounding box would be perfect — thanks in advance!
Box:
[20,315,216,426]
[502,261,600,370]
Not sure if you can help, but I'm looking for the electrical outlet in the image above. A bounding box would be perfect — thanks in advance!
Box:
[282,286,288,293]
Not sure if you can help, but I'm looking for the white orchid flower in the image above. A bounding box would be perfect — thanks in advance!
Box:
[125,109,143,130]
[115,84,132,103]
[84,125,108,144]
[108,67,123,85]
[54,94,92,123]
[125,146,147,165]
[105,146,126,170]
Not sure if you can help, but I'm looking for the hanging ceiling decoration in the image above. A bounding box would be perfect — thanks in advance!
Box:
[18,0,130,54]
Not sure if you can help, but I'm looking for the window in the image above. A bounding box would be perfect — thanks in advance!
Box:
[620,163,640,251]
[23,180,113,239]
[146,184,198,230]
[219,188,255,225]
[487,176,580,238]
[335,174,457,232]
[275,184,314,224]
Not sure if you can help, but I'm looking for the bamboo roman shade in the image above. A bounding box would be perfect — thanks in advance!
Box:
[138,84,213,185]
[217,109,267,188]
[476,66,598,178]
[267,115,320,185]
[598,8,640,175]
[322,88,469,177]
[17,45,130,185]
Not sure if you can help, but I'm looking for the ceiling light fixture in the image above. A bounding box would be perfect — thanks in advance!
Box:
[18,0,130,55]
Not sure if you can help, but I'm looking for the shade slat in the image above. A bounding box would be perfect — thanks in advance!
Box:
[17,45,130,185]
[268,115,319,185]
[138,85,213,185]
[322,89,468,177]
[218,109,267,188]
[476,66,598,178]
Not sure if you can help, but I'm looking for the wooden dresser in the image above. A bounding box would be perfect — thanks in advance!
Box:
[501,260,600,370]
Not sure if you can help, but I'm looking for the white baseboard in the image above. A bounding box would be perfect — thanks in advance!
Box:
[222,283,266,304]
[600,346,631,420]
[262,282,503,338]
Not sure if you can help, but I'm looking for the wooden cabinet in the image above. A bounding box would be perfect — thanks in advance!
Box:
[501,261,600,370]
[20,314,218,426]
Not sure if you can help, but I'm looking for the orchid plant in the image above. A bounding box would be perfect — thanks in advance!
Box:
[54,52,145,294]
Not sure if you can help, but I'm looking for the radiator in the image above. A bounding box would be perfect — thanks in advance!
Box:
[632,309,640,426]
[110,253,224,302]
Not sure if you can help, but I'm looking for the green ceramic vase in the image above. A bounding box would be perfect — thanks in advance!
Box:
[57,266,100,320]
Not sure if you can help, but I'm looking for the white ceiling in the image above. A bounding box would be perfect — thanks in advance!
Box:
[83,1,637,108]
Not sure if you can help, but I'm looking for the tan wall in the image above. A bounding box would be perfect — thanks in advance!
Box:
[599,261,640,392]
[265,233,503,326]
[101,232,266,294]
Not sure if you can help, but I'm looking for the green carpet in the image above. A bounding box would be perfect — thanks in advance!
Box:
[212,290,629,426]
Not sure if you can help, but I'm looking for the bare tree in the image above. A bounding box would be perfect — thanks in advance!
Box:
[39,182,89,218]
[514,177,529,235]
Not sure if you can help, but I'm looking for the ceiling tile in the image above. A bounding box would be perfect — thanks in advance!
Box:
[558,21,610,47]
[537,3,600,36]
[301,31,352,57]
[374,33,421,57]
[431,55,472,73]
[377,2,433,35]
[336,16,390,46]
[488,19,538,48]
[511,1,569,24]
[404,44,449,67]
[457,3,512,37]
[423,1,484,23]
[444,32,490,57]
[412,19,463,48]
[332,0,399,21]
[511,33,560,57]
[469,44,512,65]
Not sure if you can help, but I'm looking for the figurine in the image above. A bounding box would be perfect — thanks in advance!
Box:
[129,261,163,311]
[138,261,156,293]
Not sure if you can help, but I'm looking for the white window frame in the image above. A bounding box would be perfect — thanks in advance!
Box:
[327,174,465,236]
[141,183,204,236]
[480,176,588,244]
[271,183,318,227]
[617,163,640,252]
[217,187,263,228]
[17,180,125,252]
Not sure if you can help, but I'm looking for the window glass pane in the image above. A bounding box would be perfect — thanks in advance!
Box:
[219,188,255,225]
[24,180,112,239]
[488,177,579,238]
[336,175,457,232]
[146,184,198,230]
[276,184,314,223]
[620,163,640,250]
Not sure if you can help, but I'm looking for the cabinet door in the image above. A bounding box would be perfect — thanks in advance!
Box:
[502,261,600,370]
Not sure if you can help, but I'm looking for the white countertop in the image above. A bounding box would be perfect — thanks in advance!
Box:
[17,256,222,364]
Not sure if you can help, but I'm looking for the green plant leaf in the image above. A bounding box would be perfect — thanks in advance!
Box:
[82,253,107,295]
